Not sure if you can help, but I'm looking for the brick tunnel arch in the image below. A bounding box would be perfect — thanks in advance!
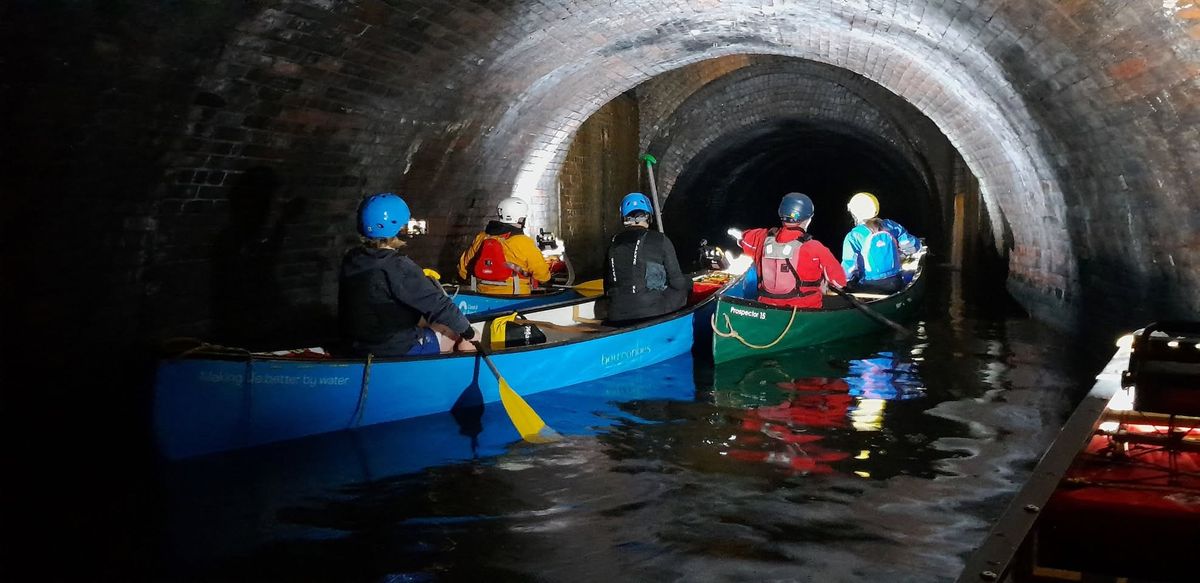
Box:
[5,6,1199,565]
[647,58,944,209]
[660,119,938,259]
[6,0,1196,351]
[478,18,1075,324]
[638,57,956,260]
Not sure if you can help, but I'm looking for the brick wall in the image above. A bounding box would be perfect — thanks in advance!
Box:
[557,93,640,278]
[4,0,1198,354]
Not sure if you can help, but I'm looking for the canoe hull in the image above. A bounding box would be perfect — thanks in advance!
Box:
[154,300,718,460]
[712,272,925,364]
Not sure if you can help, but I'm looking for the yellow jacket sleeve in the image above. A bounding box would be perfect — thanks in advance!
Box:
[457,233,486,281]
[507,235,552,283]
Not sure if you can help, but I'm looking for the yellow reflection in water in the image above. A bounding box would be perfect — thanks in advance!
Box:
[851,398,886,431]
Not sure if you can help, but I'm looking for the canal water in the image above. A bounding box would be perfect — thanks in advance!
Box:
[155,271,1104,582]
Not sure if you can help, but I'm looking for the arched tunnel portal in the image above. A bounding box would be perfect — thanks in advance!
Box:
[2,0,1197,382]
[559,55,984,287]
[662,120,938,260]
[3,2,1199,577]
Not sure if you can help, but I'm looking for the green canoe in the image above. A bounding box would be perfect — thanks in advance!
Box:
[711,259,927,364]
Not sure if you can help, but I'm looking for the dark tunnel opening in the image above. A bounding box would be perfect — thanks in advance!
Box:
[663,121,940,267]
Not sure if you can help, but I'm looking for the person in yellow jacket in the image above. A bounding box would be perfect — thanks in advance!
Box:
[457,197,554,295]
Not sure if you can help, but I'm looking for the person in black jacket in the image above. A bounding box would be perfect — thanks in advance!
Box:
[603,192,689,325]
[339,193,475,357]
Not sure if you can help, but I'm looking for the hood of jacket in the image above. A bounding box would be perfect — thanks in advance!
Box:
[342,246,401,276]
[484,220,524,237]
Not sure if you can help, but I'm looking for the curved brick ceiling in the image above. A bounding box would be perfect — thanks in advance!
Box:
[480,7,1073,315]
[4,0,1197,344]
[441,1,1196,325]
[642,57,946,217]
[637,56,951,255]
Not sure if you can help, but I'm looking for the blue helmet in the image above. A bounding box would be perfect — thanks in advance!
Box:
[358,193,410,238]
[778,192,814,222]
[620,192,653,217]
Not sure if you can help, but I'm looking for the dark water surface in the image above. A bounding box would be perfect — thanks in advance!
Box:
[155,272,1103,582]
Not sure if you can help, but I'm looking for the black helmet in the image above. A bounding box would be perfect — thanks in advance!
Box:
[778,192,814,222]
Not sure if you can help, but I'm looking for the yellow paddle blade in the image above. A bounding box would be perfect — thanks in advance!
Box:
[498,377,562,443]
[573,278,604,297]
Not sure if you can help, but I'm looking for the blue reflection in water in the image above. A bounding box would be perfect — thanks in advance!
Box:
[845,351,925,401]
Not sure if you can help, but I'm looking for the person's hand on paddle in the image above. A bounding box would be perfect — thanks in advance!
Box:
[454,326,477,353]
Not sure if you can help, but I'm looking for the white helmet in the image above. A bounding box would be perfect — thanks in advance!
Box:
[497,197,529,224]
[847,192,880,222]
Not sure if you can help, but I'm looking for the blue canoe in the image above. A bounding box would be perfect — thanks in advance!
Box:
[160,353,703,567]
[441,284,582,316]
[154,272,741,460]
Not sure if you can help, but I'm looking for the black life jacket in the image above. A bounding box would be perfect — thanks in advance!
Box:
[608,229,667,295]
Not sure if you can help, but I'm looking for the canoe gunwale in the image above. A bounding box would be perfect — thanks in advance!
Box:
[463,294,593,324]
[443,287,570,300]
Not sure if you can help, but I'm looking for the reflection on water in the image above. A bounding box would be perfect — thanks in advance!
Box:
[158,272,1091,582]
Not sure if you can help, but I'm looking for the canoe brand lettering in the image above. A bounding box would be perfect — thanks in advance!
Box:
[730,306,766,320]
[601,344,652,367]
[198,371,245,384]
[198,371,350,387]
[457,300,479,313]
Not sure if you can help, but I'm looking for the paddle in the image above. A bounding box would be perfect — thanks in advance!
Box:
[548,278,604,295]
[640,153,666,233]
[470,340,563,443]
[828,284,913,337]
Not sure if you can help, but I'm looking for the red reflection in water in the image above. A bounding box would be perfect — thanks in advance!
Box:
[729,377,853,474]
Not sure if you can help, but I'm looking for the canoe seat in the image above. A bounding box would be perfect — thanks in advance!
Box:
[574,303,603,325]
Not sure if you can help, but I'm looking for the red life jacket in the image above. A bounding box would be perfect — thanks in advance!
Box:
[472,235,531,291]
[758,229,826,301]
[473,236,514,281]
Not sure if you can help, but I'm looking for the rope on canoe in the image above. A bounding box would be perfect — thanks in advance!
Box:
[710,307,798,350]
[351,353,373,428]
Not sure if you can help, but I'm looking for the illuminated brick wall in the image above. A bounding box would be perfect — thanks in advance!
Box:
[4,0,1198,350]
